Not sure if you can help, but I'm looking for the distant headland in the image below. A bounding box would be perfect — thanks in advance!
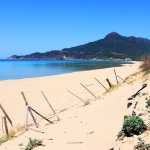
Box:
[7,32,150,61]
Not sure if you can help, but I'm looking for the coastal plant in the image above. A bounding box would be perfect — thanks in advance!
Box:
[0,129,16,145]
[139,54,150,71]
[0,134,11,145]
[134,137,150,150]
[104,83,123,94]
[25,138,43,150]
[118,115,147,137]
[143,70,150,78]
[16,124,25,132]
[134,137,145,149]
[0,137,7,145]
[146,96,150,107]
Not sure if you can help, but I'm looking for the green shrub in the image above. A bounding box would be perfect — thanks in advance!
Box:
[146,97,150,106]
[118,115,147,137]
[134,137,150,150]
[135,137,145,149]
[25,138,43,150]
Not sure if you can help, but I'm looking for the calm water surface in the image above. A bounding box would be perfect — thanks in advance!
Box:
[0,60,131,80]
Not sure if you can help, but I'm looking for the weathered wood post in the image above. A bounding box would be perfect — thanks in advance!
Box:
[117,75,128,84]
[80,83,96,99]
[106,78,112,88]
[25,105,29,131]
[41,91,60,121]
[3,116,9,138]
[114,69,118,84]
[94,77,107,91]
[1,116,4,133]
[29,106,53,124]
[0,103,13,127]
[67,90,85,102]
[21,92,38,128]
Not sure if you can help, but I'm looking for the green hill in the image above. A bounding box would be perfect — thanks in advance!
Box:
[8,32,150,60]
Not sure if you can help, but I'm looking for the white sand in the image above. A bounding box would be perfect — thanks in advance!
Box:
[1,61,149,150]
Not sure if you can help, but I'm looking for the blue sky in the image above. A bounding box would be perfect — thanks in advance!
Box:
[0,0,150,58]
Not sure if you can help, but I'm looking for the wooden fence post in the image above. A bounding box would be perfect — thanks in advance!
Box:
[21,92,38,128]
[0,103,13,127]
[117,75,128,84]
[114,69,118,84]
[3,116,9,138]
[80,83,96,99]
[106,78,112,88]
[25,105,29,131]
[41,91,60,121]
[29,106,53,124]
[67,90,85,102]
[94,77,107,91]
[1,117,4,133]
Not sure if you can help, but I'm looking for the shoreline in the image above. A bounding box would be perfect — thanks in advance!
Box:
[0,59,133,81]
[0,61,135,82]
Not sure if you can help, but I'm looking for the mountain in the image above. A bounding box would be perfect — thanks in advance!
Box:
[7,32,150,60]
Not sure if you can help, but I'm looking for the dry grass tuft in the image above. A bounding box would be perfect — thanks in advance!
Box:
[83,101,91,106]
[16,124,25,132]
[0,125,25,145]
[9,129,16,137]
[0,129,15,145]
[103,83,123,95]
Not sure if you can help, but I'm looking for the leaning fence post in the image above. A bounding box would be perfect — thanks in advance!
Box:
[80,83,97,99]
[106,78,112,88]
[117,75,128,84]
[3,116,9,138]
[94,77,107,91]
[67,90,85,102]
[21,92,38,128]
[0,103,13,127]
[114,69,118,84]
[41,91,60,121]
[1,117,4,133]
[29,106,53,124]
[25,105,29,131]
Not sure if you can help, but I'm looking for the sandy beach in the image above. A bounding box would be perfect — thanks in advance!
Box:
[1,61,150,150]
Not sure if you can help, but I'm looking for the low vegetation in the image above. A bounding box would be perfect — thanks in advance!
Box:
[104,83,123,94]
[139,54,150,71]
[134,137,150,150]
[0,124,25,145]
[0,136,9,145]
[25,138,43,150]
[145,96,150,107]
[118,115,147,138]
[0,128,16,145]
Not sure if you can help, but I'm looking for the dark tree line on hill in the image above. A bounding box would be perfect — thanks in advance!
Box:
[8,32,150,61]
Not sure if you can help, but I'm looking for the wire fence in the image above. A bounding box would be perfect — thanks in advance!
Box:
[0,68,128,137]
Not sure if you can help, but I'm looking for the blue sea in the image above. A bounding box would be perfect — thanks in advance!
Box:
[0,60,132,80]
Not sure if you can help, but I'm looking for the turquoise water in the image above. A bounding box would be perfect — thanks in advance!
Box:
[0,60,131,80]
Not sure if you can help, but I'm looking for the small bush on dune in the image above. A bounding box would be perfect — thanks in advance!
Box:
[139,54,150,71]
[134,137,150,150]
[118,115,147,137]
[146,96,150,106]
[25,138,43,150]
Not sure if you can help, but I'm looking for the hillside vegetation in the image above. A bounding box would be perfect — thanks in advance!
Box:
[8,32,150,60]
